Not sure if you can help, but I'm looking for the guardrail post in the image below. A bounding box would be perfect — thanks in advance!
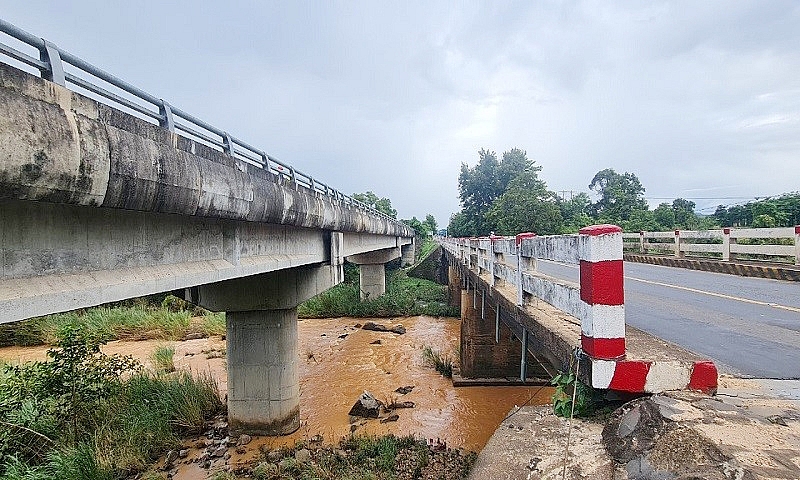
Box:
[639,231,645,253]
[159,100,175,132]
[39,40,65,86]
[795,226,800,266]
[674,229,682,257]
[722,228,731,261]
[579,225,625,360]
[488,237,496,287]
[495,306,500,344]
[514,233,536,307]
[222,132,234,156]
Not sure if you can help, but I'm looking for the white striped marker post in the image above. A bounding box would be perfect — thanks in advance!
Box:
[578,224,625,360]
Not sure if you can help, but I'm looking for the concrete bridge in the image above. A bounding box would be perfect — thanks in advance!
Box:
[0,20,413,435]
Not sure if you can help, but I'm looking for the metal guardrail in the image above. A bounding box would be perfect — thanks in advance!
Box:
[0,18,399,224]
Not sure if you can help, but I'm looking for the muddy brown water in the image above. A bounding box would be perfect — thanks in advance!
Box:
[0,316,553,454]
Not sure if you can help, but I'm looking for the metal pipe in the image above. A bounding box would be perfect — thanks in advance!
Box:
[520,329,528,381]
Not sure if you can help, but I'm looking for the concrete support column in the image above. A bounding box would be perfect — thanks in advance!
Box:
[188,265,340,437]
[346,246,401,301]
[359,263,386,300]
[400,239,415,266]
[227,308,298,435]
[722,228,731,261]
[448,265,462,310]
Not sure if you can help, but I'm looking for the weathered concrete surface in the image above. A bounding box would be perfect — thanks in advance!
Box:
[468,406,615,480]
[0,62,413,237]
[471,382,800,479]
[446,253,714,393]
[407,245,447,284]
[0,62,413,322]
[458,289,546,380]
[226,308,299,436]
[357,264,386,300]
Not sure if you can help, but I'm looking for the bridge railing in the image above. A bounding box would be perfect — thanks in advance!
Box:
[0,18,399,224]
[623,226,800,265]
[442,225,626,361]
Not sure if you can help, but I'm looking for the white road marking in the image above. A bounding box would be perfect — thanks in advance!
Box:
[537,260,800,314]
[625,276,800,314]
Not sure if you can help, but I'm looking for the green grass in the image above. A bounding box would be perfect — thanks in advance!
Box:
[150,344,175,373]
[299,267,458,319]
[416,237,438,262]
[0,296,225,347]
[422,346,454,378]
[0,331,223,478]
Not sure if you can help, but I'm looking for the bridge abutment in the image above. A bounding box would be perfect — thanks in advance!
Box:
[458,288,534,379]
[400,239,415,267]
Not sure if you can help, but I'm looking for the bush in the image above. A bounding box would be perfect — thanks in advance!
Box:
[422,346,454,378]
[0,330,222,477]
[150,345,175,373]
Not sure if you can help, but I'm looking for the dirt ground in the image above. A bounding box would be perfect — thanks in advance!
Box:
[469,374,800,480]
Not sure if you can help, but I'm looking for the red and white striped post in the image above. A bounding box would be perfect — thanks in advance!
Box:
[578,224,625,360]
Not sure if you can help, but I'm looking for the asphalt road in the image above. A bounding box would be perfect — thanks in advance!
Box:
[536,261,800,379]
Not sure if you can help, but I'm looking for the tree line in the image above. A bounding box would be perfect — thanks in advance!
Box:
[446,148,800,237]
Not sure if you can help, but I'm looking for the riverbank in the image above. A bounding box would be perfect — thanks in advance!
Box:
[0,316,553,479]
[470,376,800,479]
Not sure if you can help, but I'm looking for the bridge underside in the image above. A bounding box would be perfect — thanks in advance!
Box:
[0,199,405,324]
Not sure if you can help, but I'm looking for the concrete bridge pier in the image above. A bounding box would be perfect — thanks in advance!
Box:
[447,264,462,311]
[400,238,415,267]
[187,264,340,436]
[346,248,401,300]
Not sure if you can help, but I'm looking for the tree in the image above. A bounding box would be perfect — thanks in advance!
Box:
[457,148,538,236]
[672,198,696,229]
[486,170,563,235]
[423,214,437,235]
[653,203,675,230]
[558,193,592,233]
[447,212,470,237]
[588,168,648,223]
[352,191,397,218]
[402,216,429,236]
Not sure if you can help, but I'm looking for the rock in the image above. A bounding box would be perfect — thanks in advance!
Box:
[212,445,227,458]
[391,324,406,334]
[310,434,324,444]
[350,424,358,433]
[338,333,348,339]
[394,385,414,395]
[767,415,789,426]
[362,322,389,332]
[178,449,189,459]
[321,333,326,337]
[267,449,282,463]
[295,448,312,464]
[184,332,205,341]
[348,391,384,418]
[602,399,666,464]
[198,452,210,463]
[162,449,178,470]
[390,401,415,409]
[380,414,400,423]
[370,339,382,345]
[237,434,252,446]
[354,323,363,328]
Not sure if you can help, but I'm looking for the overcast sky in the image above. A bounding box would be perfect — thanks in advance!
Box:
[2,1,799,224]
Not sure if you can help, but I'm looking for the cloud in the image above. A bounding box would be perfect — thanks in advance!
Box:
[1,1,798,225]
